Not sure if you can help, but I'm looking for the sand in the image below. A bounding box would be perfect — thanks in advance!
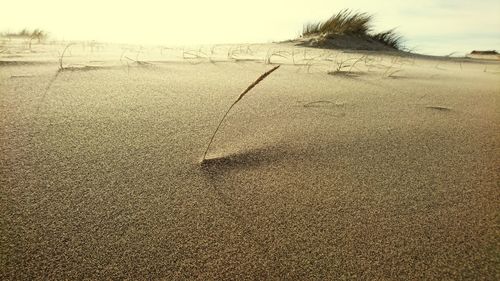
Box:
[1,40,499,280]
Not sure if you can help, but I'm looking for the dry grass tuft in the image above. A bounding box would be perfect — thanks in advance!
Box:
[301,9,404,50]
[2,28,48,41]
[371,29,404,50]
[264,49,291,64]
[328,55,365,76]
[303,9,373,37]
[201,65,281,163]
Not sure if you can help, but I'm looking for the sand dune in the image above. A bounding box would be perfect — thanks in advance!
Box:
[1,41,499,279]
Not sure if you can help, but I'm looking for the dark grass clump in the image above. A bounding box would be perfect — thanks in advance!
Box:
[371,29,404,50]
[2,28,48,42]
[303,9,373,37]
[470,50,498,55]
[301,9,404,50]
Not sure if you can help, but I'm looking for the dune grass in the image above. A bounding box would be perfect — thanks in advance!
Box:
[59,43,74,71]
[34,43,72,122]
[370,29,404,50]
[303,10,373,37]
[201,65,281,163]
[264,49,291,64]
[2,28,48,42]
[302,9,404,50]
[328,55,366,75]
[2,28,49,51]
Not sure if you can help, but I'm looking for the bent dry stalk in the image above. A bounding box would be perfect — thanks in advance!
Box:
[201,65,281,163]
[59,43,74,70]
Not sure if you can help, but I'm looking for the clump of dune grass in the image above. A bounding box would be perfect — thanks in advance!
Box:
[201,65,281,163]
[2,28,49,51]
[370,29,404,50]
[303,9,373,37]
[2,28,48,42]
[301,9,404,50]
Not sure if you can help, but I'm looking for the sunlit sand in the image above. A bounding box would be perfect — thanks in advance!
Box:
[2,8,499,280]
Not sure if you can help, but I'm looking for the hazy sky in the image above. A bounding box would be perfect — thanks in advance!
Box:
[2,0,499,55]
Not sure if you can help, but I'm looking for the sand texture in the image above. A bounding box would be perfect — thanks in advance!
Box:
[1,41,499,280]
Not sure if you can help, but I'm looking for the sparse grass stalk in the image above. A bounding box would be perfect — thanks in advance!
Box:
[182,48,212,63]
[264,49,290,64]
[227,45,255,61]
[36,43,71,118]
[136,46,143,61]
[59,43,74,71]
[295,57,316,73]
[124,56,153,66]
[348,55,366,72]
[328,56,362,75]
[386,68,403,78]
[201,65,281,162]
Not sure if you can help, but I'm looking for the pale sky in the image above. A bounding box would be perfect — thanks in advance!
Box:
[2,0,499,55]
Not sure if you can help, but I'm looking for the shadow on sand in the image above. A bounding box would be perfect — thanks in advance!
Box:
[200,145,290,174]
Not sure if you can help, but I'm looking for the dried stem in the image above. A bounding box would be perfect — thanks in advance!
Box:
[201,65,281,162]
[59,43,74,70]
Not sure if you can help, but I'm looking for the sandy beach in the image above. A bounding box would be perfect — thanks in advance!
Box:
[1,41,499,279]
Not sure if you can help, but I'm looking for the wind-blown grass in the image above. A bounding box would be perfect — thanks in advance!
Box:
[201,65,281,163]
[34,43,72,124]
[303,10,373,37]
[2,28,49,51]
[328,55,366,76]
[2,28,48,42]
[302,9,404,50]
[59,43,74,70]
[371,29,404,50]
